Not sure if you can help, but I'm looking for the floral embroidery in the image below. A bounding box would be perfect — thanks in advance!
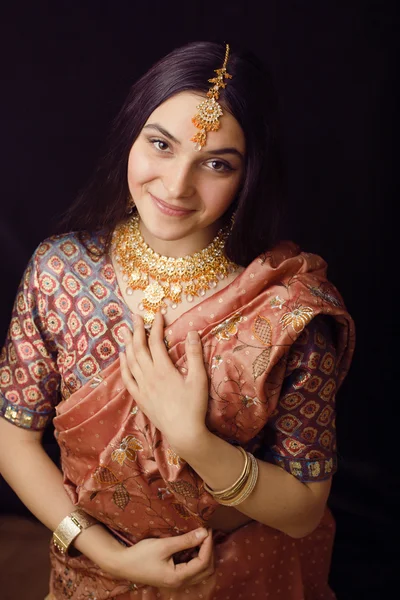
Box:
[111,435,144,465]
[280,391,305,410]
[167,479,200,498]
[241,394,259,408]
[279,305,314,333]
[275,414,302,435]
[320,352,335,375]
[211,355,223,370]
[319,429,333,449]
[308,461,321,478]
[304,375,323,393]
[157,486,172,500]
[270,295,286,309]
[308,283,343,308]
[302,426,318,443]
[210,314,243,341]
[318,378,336,402]
[233,315,273,381]
[300,400,320,419]
[167,447,181,467]
[113,483,131,509]
[282,437,306,456]
[307,351,321,370]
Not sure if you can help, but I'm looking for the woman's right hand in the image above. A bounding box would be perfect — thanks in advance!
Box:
[104,527,214,589]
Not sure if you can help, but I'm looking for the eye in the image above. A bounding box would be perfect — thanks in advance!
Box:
[206,159,233,173]
[149,138,170,152]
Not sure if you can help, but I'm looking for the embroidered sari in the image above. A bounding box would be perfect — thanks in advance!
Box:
[0,233,355,599]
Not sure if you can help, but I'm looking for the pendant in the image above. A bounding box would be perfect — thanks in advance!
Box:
[143,282,165,306]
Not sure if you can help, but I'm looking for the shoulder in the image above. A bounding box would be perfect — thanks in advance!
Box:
[26,231,110,297]
[31,230,107,272]
[252,241,348,312]
[256,241,327,274]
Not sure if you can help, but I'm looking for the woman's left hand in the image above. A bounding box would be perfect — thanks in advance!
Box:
[119,312,209,454]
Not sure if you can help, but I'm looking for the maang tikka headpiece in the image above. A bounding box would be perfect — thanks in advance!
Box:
[191,43,232,151]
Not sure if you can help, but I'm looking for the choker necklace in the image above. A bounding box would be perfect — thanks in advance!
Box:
[112,214,238,326]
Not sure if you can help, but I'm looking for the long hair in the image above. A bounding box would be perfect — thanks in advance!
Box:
[59,41,286,266]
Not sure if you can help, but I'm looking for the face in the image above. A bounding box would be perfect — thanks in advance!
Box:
[126,91,246,256]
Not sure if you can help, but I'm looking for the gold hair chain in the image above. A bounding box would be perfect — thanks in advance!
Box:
[191,43,232,150]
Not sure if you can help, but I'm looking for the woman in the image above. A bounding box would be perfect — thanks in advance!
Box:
[0,41,355,599]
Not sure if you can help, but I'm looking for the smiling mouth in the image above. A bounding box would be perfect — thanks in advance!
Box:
[150,193,195,215]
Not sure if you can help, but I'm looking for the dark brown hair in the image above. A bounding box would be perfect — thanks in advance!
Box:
[60,41,286,266]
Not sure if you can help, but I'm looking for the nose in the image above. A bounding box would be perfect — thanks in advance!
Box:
[161,158,195,200]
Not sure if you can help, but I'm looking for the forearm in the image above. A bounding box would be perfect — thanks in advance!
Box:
[178,430,329,538]
[0,420,123,569]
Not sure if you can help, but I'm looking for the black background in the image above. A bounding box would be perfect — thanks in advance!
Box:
[0,1,397,598]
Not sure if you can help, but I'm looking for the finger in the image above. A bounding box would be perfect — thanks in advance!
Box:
[163,528,208,556]
[197,529,214,565]
[119,352,140,397]
[121,326,142,381]
[148,312,173,366]
[132,314,153,369]
[188,564,215,586]
[185,331,208,385]
[186,531,214,584]
[176,534,214,583]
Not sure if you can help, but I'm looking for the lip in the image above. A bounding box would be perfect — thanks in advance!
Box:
[150,193,195,217]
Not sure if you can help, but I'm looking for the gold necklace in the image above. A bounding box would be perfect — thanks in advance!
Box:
[112,214,238,326]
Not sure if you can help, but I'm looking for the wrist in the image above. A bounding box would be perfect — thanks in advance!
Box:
[172,426,213,462]
[100,542,130,578]
[73,523,126,572]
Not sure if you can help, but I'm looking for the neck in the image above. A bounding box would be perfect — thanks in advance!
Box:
[138,218,225,258]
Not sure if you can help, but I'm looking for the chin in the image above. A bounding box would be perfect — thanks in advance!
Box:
[141,217,195,241]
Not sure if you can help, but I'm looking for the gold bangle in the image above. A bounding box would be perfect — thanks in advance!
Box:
[218,453,259,507]
[214,454,251,501]
[52,508,97,554]
[203,446,249,498]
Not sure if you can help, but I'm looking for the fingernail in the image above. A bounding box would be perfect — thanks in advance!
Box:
[195,528,207,540]
[187,331,200,345]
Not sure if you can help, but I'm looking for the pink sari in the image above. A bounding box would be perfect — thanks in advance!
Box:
[49,242,355,599]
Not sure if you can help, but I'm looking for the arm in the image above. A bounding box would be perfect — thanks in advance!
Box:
[0,416,214,587]
[0,246,213,588]
[178,316,337,538]
[0,416,126,566]
[176,430,331,539]
[120,312,335,540]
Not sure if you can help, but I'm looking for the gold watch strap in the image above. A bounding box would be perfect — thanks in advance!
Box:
[52,508,97,554]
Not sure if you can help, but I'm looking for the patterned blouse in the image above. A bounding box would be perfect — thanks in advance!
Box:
[0,232,338,483]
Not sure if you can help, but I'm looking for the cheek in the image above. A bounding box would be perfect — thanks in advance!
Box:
[127,150,158,188]
[200,176,241,212]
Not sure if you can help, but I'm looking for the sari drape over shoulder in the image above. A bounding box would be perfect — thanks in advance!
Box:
[0,233,355,600]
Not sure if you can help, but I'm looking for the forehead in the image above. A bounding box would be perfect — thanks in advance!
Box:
[144,91,246,152]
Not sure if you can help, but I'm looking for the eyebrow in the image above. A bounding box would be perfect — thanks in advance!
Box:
[203,147,244,161]
[143,124,180,145]
[143,123,244,161]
